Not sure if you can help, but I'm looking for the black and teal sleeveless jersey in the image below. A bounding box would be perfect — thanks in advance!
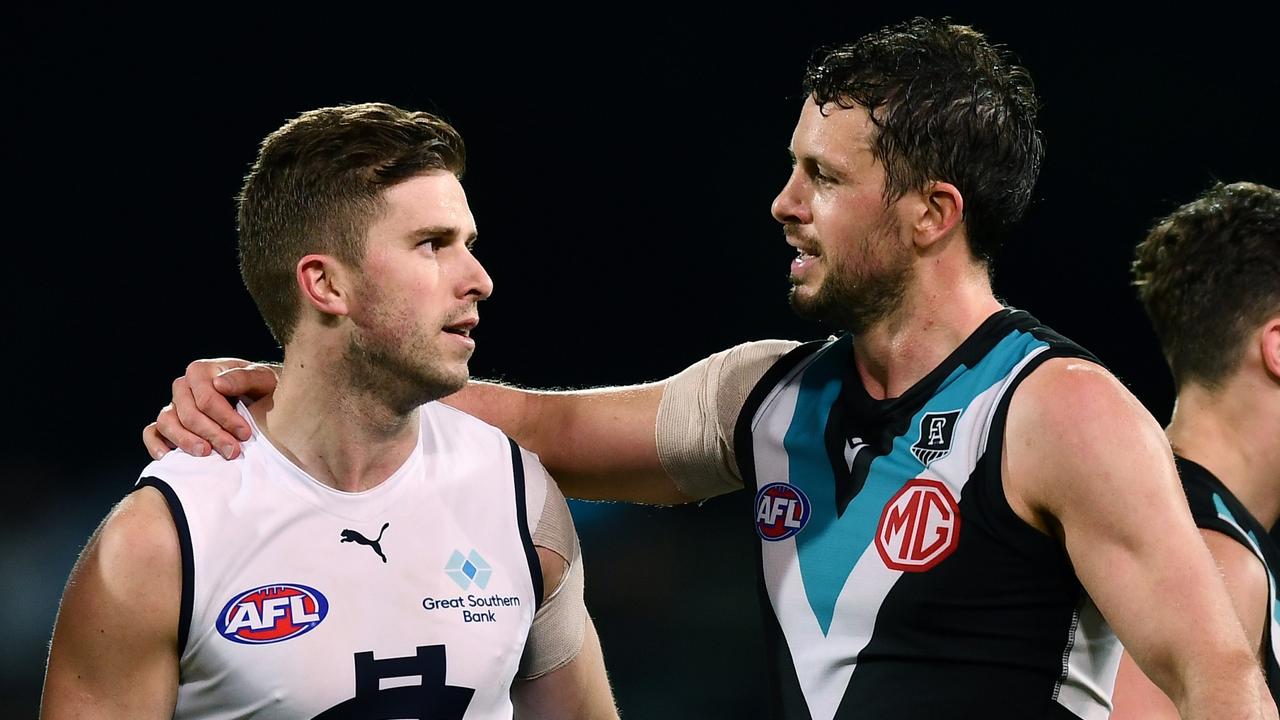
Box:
[735,308,1117,720]
[1178,455,1280,705]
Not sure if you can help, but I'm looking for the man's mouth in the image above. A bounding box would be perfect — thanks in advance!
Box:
[791,242,821,272]
[785,230,820,267]
[443,318,477,337]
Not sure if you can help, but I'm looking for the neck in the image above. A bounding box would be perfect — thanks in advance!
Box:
[1167,376,1280,528]
[249,343,422,493]
[852,263,1002,399]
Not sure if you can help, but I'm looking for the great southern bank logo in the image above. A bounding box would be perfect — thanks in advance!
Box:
[445,550,491,590]
[755,482,811,541]
[426,550,521,624]
[216,583,328,645]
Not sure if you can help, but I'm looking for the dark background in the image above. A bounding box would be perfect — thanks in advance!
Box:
[6,5,1280,717]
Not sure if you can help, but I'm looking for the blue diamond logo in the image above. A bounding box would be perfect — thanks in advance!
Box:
[444,549,493,591]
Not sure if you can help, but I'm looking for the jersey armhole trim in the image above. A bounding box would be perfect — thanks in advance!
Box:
[134,476,194,657]
[980,348,1098,550]
[508,438,545,611]
[1195,521,1268,568]
[732,338,829,489]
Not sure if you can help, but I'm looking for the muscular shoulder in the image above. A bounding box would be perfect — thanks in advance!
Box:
[1006,358,1164,462]
[42,486,182,714]
[1009,358,1154,441]
[1003,358,1176,527]
[101,487,182,577]
[68,487,182,636]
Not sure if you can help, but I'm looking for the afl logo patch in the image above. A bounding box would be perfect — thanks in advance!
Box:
[755,482,811,541]
[216,583,329,645]
[875,479,961,572]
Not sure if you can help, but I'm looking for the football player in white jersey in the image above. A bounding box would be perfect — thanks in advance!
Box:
[143,21,1275,720]
[43,103,617,719]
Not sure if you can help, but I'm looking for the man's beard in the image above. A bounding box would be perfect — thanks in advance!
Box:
[343,321,467,415]
[788,219,912,335]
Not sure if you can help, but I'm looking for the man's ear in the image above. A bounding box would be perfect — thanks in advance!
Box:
[1260,316,1280,382]
[296,254,354,318]
[913,181,964,251]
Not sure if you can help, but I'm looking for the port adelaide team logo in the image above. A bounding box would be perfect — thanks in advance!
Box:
[911,410,961,466]
[755,482,812,541]
[216,583,329,644]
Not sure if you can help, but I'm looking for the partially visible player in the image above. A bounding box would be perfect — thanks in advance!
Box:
[1112,181,1280,717]
[42,103,616,719]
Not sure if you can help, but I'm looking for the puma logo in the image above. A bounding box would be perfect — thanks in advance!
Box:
[340,522,389,563]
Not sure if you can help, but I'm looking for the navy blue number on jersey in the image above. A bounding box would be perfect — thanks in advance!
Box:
[311,645,474,719]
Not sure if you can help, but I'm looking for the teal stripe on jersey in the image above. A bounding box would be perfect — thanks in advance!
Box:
[783,337,856,637]
[1213,492,1259,547]
[789,330,1047,635]
[1212,493,1280,626]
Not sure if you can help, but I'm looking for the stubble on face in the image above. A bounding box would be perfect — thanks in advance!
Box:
[342,277,469,415]
[788,210,913,335]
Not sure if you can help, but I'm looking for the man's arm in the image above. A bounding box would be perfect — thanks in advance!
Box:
[450,380,683,503]
[1110,528,1271,719]
[144,360,688,503]
[1003,359,1274,719]
[513,616,615,720]
[512,546,617,719]
[41,487,181,719]
[144,341,791,503]
[510,468,618,720]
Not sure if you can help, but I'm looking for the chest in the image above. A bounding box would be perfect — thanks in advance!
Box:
[175,476,535,719]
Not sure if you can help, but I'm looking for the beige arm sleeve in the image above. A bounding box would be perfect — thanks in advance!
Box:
[655,339,800,500]
[518,475,586,680]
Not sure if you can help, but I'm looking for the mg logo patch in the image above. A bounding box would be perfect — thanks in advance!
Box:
[874,479,961,571]
[216,583,329,644]
[911,410,961,466]
[755,482,811,541]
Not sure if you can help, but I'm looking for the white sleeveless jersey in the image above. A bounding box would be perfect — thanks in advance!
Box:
[136,402,546,720]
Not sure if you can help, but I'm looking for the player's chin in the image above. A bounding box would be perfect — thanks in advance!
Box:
[787,284,820,313]
[441,361,473,392]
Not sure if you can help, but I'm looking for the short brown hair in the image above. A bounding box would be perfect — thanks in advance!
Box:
[1133,181,1280,389]
[238,102,466,345]
[804,18,1043,264]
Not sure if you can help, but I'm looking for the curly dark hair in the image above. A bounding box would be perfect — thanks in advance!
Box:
[238,102,466,345]
[1133,181,1280,389]
[803,17,1042,263]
